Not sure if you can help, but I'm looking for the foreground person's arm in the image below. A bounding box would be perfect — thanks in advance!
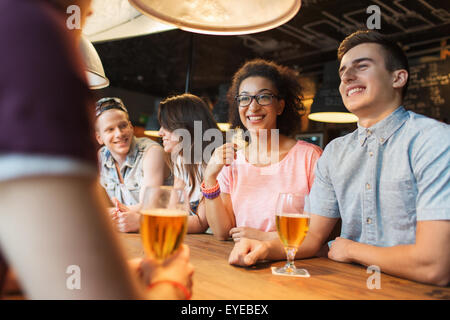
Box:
[0,176,193,299]
[328,220,450,286]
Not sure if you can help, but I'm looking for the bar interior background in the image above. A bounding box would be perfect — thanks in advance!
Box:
[85,0,450,148]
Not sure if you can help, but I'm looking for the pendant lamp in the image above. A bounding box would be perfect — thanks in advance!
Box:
[83,0,176,43]
[308,61,358,123]
[79,35,110,89]
[128,0,302,35]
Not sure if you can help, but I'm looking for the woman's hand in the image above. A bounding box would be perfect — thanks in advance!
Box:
[229,227,278,242]
[204,143,236,186]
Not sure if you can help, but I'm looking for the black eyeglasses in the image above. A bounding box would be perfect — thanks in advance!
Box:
[95,97,128,117]
[235,93,280,107]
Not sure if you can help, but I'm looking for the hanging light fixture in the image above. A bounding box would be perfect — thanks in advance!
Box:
[79,35,110,89]
[308,61,358,123]
[83,0,176,43]
[128,0,302,35]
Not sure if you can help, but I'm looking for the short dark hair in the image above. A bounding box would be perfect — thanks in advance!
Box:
[338,30,409,98]
[227,59,304,137]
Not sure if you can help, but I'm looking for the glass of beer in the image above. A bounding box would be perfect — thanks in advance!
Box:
[140,186,189,261]
[273,193,310,276]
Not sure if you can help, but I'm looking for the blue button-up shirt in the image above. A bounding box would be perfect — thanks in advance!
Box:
[306,107,450,247]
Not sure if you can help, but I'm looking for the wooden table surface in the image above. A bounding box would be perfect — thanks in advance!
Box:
[121,233,450,300]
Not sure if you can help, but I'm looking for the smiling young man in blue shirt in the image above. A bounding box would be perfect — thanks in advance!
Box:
[228,30,450,286]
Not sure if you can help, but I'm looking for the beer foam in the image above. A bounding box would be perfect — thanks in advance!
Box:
[276,213,310,218]
[140,208,187,217]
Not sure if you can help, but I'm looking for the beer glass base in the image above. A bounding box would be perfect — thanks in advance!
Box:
[271,266,310,278]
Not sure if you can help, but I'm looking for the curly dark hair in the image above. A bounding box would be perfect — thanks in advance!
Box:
[227,59,304,137]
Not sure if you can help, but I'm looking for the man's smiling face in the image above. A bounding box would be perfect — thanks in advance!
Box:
[339,42,397,117]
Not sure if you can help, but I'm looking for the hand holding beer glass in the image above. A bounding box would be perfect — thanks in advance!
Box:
[273,193,310,277]
[140,186,189,261]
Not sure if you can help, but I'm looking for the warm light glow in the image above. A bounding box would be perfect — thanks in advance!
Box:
[308,112,358,123]
[86,70,109,89]
[144,130,160,137]
[129,0,301,35]
[302,98,314,109]
[84,0,176,42]
[218,123,231,131]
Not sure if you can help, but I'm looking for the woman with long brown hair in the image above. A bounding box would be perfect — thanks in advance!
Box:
[158,93,221,233]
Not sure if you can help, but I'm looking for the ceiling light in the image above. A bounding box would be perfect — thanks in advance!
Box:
[84,0,176,43]
[128,0,302,35]
[308,61,357,124]
[79,35,109,89]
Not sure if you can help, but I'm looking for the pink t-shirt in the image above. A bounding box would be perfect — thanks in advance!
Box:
[218,141,322,232]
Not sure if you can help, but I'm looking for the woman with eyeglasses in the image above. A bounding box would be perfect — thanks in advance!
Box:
[95,97,170,233]
[157,93,220,233]
[203,59,323,242]
[0,0,193,300]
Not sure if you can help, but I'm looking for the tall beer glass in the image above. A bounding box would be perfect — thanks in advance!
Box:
[273,193,310,276]
[140,186,189,261]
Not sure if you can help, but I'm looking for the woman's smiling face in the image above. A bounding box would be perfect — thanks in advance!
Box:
[237,76,285,133]
[158,126,180,153]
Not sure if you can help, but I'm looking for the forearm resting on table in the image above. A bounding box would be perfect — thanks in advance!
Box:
[205,194,235,240]
[0,176,142,299]
[261,232,325,261]
[291,213,338,260]
[345,221,450,286]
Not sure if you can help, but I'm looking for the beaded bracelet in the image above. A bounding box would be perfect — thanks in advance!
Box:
[148,280,191,300]
[201,180,221,200]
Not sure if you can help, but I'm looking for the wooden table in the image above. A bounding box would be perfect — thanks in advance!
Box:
[121,233,450,300]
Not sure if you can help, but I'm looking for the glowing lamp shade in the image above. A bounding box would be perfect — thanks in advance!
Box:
[83,0,176,43]
[308,61,357,124]
[128,0,302,35]
[79,35,109,89]
[308,112,358,123]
